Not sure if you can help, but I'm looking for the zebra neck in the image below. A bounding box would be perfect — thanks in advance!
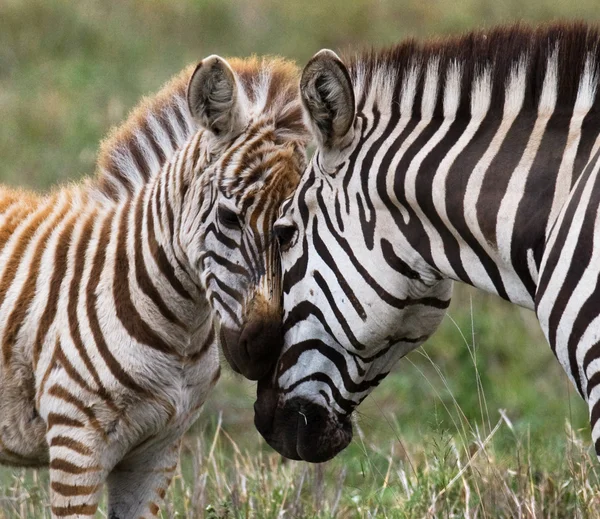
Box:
[115,173,209,356]
[374,108,600,311]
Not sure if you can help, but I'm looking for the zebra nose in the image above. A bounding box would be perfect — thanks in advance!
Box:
[254,394,353,463]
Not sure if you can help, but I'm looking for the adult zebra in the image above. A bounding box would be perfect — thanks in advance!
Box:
[254,23,600,463]
[0,55,306,517]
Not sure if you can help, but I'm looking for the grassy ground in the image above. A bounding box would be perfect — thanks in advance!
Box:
[2,1,600,517]
[1,289,598,517]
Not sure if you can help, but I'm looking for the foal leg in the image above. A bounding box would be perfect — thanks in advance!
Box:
[48,429,110,519]
[107,438,182,519]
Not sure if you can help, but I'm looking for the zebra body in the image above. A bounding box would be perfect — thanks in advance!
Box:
[0,56,306,517]
[254,24,600,463]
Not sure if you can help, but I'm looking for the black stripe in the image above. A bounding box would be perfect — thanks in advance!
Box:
[316,186,451,311]
[511,108,573,298]
[313,218,366,320]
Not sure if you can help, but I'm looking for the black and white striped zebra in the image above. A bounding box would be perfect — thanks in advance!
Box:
[254,23,600,463]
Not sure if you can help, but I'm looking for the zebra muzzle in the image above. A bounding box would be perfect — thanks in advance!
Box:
[254,380,352,463]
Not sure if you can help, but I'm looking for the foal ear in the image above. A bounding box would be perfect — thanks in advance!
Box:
[187,55,248,138]
[300,49,355,153]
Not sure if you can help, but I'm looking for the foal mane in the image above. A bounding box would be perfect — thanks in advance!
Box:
[347,22,600,116]
[94,66,196,202]
[92,57,306,202]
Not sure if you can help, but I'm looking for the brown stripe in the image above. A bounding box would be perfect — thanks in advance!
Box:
[0,194,19,214]
[187,134,203,192]
[50,435,93,457]
[230,132,275,179]
[149,502,160,515]
[211,365,221,386]
[133,191,184,326]
[103,157,134,195]
[141,119,166,164]
[163,162,176,242]
[31,213,77,367]
[189,325,215,362]
[126,132,150,183]
[51,504,98,516]
[38,339,59,407]
[66,211,117,410]
[54,341,94,394]
[48,385,107,440]
[113,200,175,355]
[152,463,178,474]
[148,155,195,299]
[172,101,189,135]
[153,172,165,237]
[0,203,36,254]
[155,108,178,150]
[47,413,85,430]
[50,458,101,475]
[153,171,197,287]
[157,162,196,290]
[219,122,262,172]
[0,198,58,365]
[146,196,193,301]
[51,481,100,497]
[86,210,149,394]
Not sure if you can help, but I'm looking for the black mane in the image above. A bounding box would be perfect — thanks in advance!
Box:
[346,22,600,116]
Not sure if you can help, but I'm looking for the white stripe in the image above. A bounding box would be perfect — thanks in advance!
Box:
[429,66,494,283]
[462,58,528,298]
[495,47,559,304]
[404,62,464,277]
[545,55,598,237]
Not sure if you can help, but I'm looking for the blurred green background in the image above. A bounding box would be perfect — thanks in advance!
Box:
[2,0,600,516]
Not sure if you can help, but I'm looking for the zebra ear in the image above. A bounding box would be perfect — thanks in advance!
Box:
[187,55,248,138]
[300,49,355,154]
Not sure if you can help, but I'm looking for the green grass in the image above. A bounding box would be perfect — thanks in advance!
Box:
[2,288,597,518]
[2,0,600,517]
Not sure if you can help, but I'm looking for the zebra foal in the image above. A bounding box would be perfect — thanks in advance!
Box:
[0,55,306,517]
[254,23,600,463]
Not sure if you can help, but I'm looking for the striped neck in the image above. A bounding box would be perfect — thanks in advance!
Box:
[347,28,600,308]
[107,142,211,358]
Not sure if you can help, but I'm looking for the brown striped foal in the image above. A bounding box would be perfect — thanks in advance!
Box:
[0,55,306,518]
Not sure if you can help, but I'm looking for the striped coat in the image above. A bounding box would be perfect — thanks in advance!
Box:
[254,24,600,464]
[0,55,306,518]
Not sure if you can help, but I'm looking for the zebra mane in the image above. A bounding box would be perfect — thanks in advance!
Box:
[347,22,600,117]
[93,57,306,202]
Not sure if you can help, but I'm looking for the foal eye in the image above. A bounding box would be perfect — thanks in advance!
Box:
[218,206,241,229]
[273,222,298,252]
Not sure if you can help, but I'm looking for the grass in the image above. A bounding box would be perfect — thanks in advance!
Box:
[2,0,600,517]
[1,288,598,517]
[2,402,599,518]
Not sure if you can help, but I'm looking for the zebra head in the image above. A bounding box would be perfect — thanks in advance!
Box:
[254,50,453,461]
[181,56,307,380]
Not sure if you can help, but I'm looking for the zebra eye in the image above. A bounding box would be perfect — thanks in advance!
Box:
[218,206,240,230]
[273,222,298,252]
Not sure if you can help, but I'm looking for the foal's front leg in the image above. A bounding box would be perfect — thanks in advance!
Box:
[48,428,111,518]
[107,438,181,519]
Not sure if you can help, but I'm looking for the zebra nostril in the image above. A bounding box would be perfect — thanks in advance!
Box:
[273,222,298,252]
